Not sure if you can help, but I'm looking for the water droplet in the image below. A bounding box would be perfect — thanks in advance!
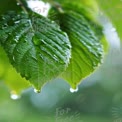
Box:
[10,91,21,100]
[14,38,18,43]
[32,36,42,46]
[34,89,41,93]
[53,54,58,61]
[17,2,20,5]
[17,2,23,6]
[14,20,20,24]
[51,21,55,23]
[13,56,15,61]
[70,87,78,93]
[8,32,11,35]
[61,32,67,36]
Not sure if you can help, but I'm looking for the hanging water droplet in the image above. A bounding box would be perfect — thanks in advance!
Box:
[34,88,41,93]
[8,32,11,35]
[10,91,21,100]
[70,87,78,93]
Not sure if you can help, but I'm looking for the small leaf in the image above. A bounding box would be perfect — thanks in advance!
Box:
[0,11,71,90]
[59,11,104,89]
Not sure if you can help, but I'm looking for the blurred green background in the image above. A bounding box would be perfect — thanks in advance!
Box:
[0,0,122,122]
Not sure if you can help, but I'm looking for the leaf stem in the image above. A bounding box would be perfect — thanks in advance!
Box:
[16,0,28,14]
[44,0,64,13]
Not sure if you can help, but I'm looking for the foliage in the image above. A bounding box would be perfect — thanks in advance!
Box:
[0,0,108,93]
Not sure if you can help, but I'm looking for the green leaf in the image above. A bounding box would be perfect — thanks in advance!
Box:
[0,46,30,94]
[49,8,106,89]
[0,11,71,90]
[59,11,104,89]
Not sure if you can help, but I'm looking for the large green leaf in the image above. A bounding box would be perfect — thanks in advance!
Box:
[48,6,105,89]
[59,11,104,89]
[47,0,105,89]
[0,11,71,90]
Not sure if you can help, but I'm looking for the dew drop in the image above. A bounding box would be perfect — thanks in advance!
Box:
[14,20,20,24]
[70,87,78,93]
[13,56,15,61]
[14,39,18,43]
[62,32,67,36]
[51,21,55,23]
[17,2,23,6]
[17,2,20,5]
[34,89,41,93]
[53,54,58,61]
[32,36,42,46]
[10,91,21,100]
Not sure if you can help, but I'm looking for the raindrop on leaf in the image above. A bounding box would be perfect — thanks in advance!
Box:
[13,56,15,61]
[32,36,42,46]
[14,20,20,24]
